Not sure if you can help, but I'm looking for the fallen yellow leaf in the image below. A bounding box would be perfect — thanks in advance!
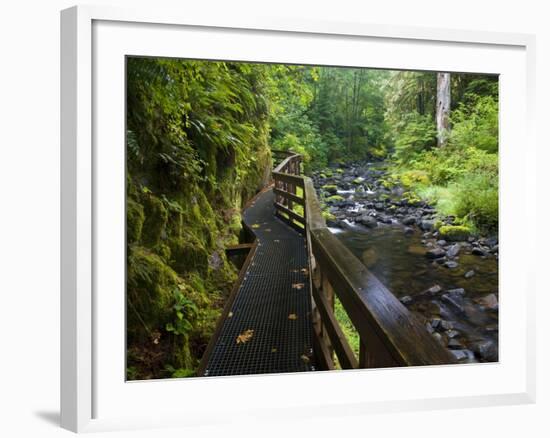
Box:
[288,313,298,320]
[251,224,261,229]
[227,311,233,318]
[236,329,254,344]
[301,354,310,363]
[292,283,305,290]
[271,347,278,353]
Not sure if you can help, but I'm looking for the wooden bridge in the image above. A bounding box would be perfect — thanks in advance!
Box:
[198,150,456,376]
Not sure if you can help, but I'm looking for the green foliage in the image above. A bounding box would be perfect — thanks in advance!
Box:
[393,113,437,162]
[450,95,498,153]
[451,173,498,232]
[334,297,360,358]
[165,289,199,336]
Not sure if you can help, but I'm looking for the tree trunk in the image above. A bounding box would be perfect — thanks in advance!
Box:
[436,72,451,147]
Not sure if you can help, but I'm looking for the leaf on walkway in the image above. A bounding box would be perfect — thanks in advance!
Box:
[227,311,233,318]
[251,224,261,229]
[265,228,272,232]
[274,239,280,243]
[292,283,305,290]
[288,313,298,320]
[236,329,254,344]
[300,268,309,276]
[271,347,278,353]
[300,354,310,363]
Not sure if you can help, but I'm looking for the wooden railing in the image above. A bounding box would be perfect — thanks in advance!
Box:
[272,150,457,369]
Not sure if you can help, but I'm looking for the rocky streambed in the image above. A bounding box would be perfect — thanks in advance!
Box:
[310,161,499,364]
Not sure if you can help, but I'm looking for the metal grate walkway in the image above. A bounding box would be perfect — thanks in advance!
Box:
[203,188,316,376]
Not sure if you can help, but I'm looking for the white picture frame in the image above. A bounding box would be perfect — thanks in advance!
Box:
[61,4,536,433]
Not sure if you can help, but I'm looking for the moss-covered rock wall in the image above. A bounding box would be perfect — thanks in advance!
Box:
[126,58,272,379]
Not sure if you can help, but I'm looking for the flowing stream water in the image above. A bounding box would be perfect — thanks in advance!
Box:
[313,162,499,363]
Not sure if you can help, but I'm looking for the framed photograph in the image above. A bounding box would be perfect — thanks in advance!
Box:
[61,5,536,432]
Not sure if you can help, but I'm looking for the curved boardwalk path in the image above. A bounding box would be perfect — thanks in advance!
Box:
[203,187,316,376]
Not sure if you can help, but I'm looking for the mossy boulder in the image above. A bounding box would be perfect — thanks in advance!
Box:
[439,225,472,241]
[141,194,168,246]
[326,195,345,203]
[322,184,338,195]
[127,246,180,334]
[127,199,145,243]
[169,236,209,274]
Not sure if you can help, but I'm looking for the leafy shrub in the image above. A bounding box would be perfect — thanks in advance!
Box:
[393,113,437,162]
[452,173,498,232]
[450,95,498,153]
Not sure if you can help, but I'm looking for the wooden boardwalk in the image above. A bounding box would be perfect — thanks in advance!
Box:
[201,188,316,376]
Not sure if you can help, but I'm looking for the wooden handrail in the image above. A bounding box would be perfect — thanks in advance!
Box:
[272,152,457,369]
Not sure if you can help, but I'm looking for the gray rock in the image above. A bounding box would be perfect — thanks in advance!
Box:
[464,270,475,279]
[447,288,465,297]
[443,261,459,269]
[402,216,416,226]
[430,318,442,329]
[358,215,378,228]
[426,248,446,259]
[451,349,475,361]
[472,340,498,362]
[441,320,454,330]
[374,202,384,211]
[450,349,468,361]
[477,293,498,311]
[446,243,461,258]
[400,295,413,305]
[425,322,435,334]
[442,294,465,313]
[445,329,460,338]
[472,247,488,256]
[436,239,447,246]
[447,338,464,349]
[426,285,443,295]
[403,226,415,236]
[420,220,435,231]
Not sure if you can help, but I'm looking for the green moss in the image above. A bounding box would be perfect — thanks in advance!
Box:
[326,195,345,202]
[127,246,180,333]
[169,237,209,274]
[141,194,168,246]
[127,199,145,243]
[352,177,364,184]
[336,168,344,174]
[322,211,336,221]
[322,184,338,191]
[439,225,472,241]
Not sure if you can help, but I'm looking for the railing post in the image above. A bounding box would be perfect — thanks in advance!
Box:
[321,271,335,364]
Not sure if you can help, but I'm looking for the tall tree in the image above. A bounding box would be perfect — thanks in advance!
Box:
[436,72,451,147]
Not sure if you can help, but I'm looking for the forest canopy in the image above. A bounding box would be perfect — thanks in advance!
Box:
[126,57,498,379]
